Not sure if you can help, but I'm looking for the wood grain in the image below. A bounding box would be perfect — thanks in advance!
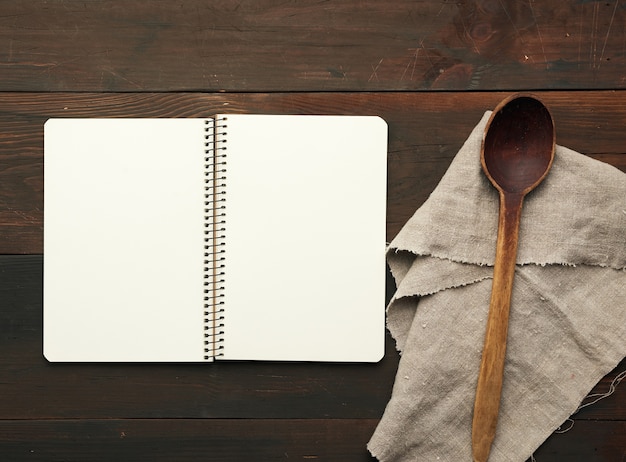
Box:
[1,1,626,92]
[0,419,380,462]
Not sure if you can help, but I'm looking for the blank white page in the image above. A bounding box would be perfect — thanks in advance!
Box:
[218,115,387,362]
[44,119,205,362]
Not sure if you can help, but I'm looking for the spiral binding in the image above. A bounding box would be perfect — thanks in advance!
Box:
[203,117,227,360]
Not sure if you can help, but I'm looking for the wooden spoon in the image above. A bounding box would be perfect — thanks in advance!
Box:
[472,94,555,462]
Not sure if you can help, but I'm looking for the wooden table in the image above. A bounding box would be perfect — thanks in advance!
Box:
[1,1,624,460]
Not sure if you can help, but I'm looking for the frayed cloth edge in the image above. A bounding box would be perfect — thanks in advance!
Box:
[387,246,626,271]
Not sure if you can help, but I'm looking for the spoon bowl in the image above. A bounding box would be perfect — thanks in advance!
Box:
[482,95,555,195]
[472,94,555,462]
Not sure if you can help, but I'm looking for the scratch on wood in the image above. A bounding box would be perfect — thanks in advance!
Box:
[457,11,480,55]
[102,68,143,89]
[497,0,529,60]
[578,4,584,70]
[4,207,37,224]
[528,0,548,68]
[598,0,619,69]
[590,1,600,70]
[400,48,420,82]
[368,58,383,82]
[436,0,455,17]
[416,39,438,83]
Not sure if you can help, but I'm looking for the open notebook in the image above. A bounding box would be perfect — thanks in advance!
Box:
[43,115,388,362]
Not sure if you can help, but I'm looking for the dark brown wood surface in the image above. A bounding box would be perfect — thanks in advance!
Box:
[0,1,624,461]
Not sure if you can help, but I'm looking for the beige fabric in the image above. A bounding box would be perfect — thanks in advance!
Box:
[368,112,626,462]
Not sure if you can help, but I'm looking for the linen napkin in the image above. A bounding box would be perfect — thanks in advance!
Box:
[368,111,626,462]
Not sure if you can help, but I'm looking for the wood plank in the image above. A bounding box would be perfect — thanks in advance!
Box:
[1,1,626,92]
[0,418,623,462]
[1,91,625,253]
[0,255,623,422]
[0,419,379,462]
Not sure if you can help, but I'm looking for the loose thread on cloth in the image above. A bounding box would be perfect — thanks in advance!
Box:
[554,368,626,434]
[530,371,625,460]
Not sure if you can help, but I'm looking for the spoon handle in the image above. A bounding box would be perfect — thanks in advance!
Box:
[472,191,524,462]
